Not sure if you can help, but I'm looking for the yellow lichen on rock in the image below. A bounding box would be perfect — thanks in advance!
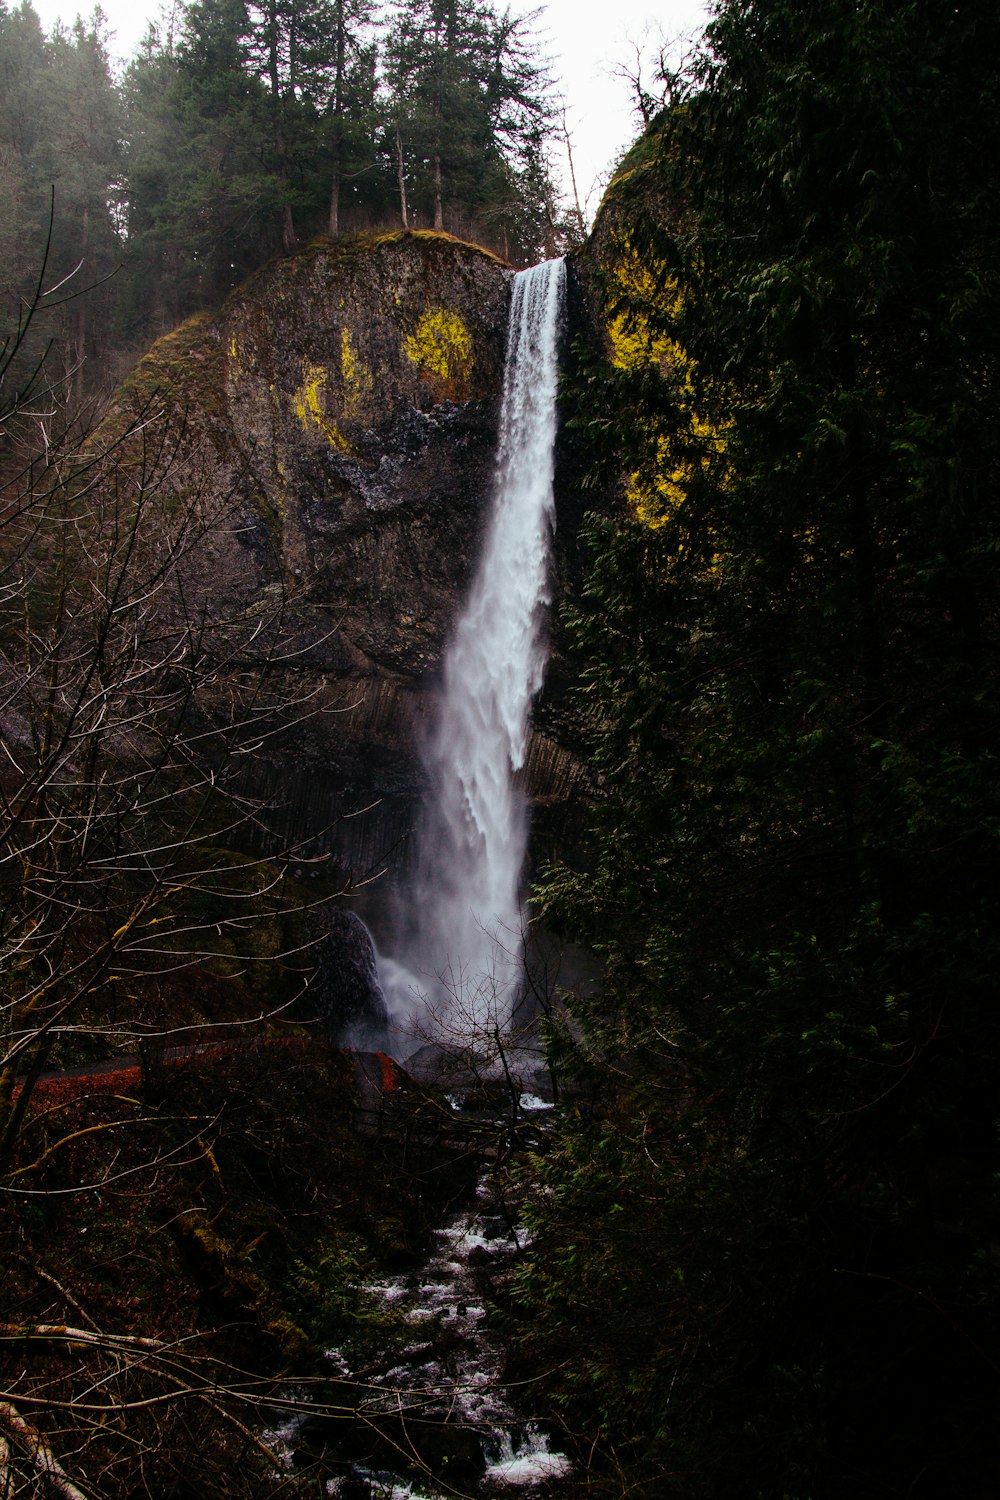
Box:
[293,360,349,451]
[339,327,372,418]
[404,307,473,394]
[606,236,724,528]
[227,333,245,384]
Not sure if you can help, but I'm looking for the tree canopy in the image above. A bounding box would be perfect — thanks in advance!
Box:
[0,0,564,387]
[517,2,1000,1495]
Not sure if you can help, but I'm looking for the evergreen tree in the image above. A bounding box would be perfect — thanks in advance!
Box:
[0,3,122,396]
[519,2,1000,1495]
[45,14,123,394]
[0,0,49,307]
[383,0,554,259]
[243,0,334,252]
[123,0,277,326]
[119,24,188,335]
[322,0,379,237]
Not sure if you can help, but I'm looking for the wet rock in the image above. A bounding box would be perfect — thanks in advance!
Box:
[477,1217,508,1242]
[100,233,591,894]
[102,235,514,880]
[403,1041,490,1090]
[403,1418,487,1485]
[322,1478,369,1500]
[298,907,389,1048]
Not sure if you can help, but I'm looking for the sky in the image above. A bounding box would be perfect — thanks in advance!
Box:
[26,0,712,214]
[527,0,710,213]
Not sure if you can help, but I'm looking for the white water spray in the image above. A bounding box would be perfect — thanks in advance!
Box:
[381,257,566,1041]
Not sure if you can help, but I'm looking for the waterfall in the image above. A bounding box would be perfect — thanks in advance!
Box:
[380,256,566,1045]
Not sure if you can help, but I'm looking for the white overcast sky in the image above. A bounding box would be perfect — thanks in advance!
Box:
[27,0,712,214]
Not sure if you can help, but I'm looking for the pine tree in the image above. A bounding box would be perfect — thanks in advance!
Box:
[0,0,49,307]
[0,3,122,396]
[243,0,327,252]
[123,0,276,325]
[45,14,123,395]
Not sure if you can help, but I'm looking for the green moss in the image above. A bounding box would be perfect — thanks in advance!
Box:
[228,228,507,312]
[599,108,676,210]
[119,312,225,418]
[371,227,508,265]
[178,1213,312,1360]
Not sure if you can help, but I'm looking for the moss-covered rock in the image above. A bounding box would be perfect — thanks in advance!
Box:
[89,228,593,915]
[100,233,512,884]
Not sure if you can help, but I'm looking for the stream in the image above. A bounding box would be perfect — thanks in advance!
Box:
[346,1153,571,1498]
[271,1093,574,1499]
[282,257,573,1496]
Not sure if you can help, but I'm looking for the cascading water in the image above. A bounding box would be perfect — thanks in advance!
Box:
[273,261,572,1496]
[380,257,566,1043]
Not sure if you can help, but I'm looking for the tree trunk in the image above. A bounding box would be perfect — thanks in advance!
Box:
[395,122,409,229]
[560,108,587,242]
[328,10,345,239]
[328,169,341,239]
[281,199,297,256]
[72,204,89,404]
[433,152,444,230]
[266,0,297,255]
[0,1404,89,1500]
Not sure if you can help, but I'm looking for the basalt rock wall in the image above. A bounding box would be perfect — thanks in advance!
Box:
[106,232,590,891]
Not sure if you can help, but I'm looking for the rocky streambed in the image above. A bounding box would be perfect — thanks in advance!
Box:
[274,1094,573,1499]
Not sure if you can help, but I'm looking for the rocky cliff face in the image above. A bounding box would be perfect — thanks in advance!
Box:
[107,231,587,896]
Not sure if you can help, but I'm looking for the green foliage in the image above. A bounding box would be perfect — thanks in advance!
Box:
[2,0,562,372]
[518,2,1000,1495]
[0,1038,464,1497]
[284,1236,405,1362]
[0,0,563,372]
[0,4,122,393]
[382,0,556,259]
[121,2,284,331]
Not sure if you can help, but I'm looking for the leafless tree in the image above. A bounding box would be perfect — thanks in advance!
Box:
[0,249,368,1497]
[387,913,571,1153]
[611,27,699,128]
[555,103,589,244]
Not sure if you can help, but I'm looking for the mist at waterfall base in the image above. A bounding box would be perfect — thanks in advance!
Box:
[377,258,566,1055]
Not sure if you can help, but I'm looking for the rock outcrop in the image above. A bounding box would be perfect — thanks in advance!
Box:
[105,231,589,905]
[107,234,504,877]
